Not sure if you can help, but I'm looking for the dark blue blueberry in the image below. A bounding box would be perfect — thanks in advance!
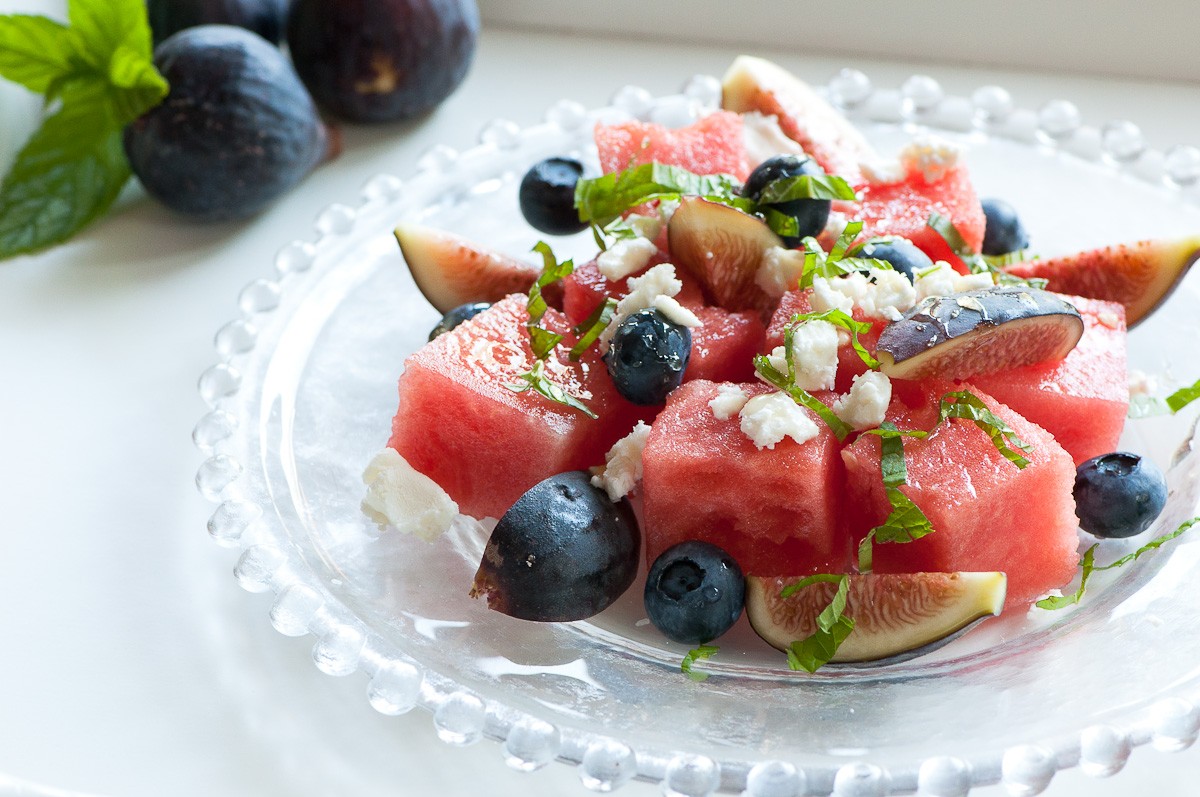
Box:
[471,471,640,622]
[980,198,1031,256]
[429,301,490,341]
[1074,452,1167,539]
[854,237,934,282]
[644,541,745,645]
[605,309,691,405]
[741,154,831,247]
[519,157,589,235]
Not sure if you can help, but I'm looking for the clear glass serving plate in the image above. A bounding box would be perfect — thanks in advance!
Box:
[193,70,1200,796]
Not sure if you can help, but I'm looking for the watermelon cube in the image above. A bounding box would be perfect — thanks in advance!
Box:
[971,295,1128,465]
[388,295,644,519]
[685,306,765,384]
[594,110,752,180]
[641,380,850,576]
[840,382,1080,608]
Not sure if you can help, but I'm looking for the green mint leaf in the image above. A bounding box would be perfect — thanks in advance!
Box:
[938,390,1033,468]
[788,308,880,370]
[753,354,852,441]
[1166,379,1200,413]
[875,421,909,487]
[0,14,78,94]
[680,644,719,682]
[758,173,857,204]
[528,241,574,326]
[106,44,168,124]
[927,212,1047,289]
[574,162,740,226]
[528,326,564,361]
[927,211,974,257]
[858,486,935,572]
[507,361,597,419]
[570,297,617,361]
[1127,377,1200,418]
[0,108,129,258]
[828,220,864,262]
[783,574,855,673]
[763,206,800,239]
[67,0,154,72]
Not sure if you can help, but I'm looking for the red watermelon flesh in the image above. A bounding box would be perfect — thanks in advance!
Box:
[763,288,883,392]
[857,164,985,270]
[388,295,645,519]
[971,295,1128,466]
[641,380,850,576]
[561,257,704,326]
[686,307,766,384]
[595,110,751,180]
[840,381,1080,608]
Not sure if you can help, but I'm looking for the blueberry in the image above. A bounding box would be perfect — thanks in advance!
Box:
[1074,452,1168,539]
[429,301,490,341]
[980,198,1031,256]
[519,157,589,235]
[605,309,691,405]
[854,237,933,282]
[741,154,831,247]
[644,541,745,644]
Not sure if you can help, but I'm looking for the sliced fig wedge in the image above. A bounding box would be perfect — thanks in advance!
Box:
[1003,236,1200,327]
[395,223,543,314]
[747,571,1006,665]
[875,286,1084,381]
[667,196,783,314]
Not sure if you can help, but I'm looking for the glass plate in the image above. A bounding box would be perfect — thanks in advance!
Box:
[194,70,1200,796]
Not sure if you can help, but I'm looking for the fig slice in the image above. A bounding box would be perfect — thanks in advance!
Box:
[875,286,1084,381]
[667,196,784,314]
[1003,236,1200,327]
[747,571,1006,665]
[395,223,543,314]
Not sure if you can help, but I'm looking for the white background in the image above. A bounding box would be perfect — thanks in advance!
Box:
[1,1,1199,795]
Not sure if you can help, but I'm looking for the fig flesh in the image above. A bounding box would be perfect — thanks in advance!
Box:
[286,0,480,122]
[147,0,288,46]
[124,25,330,221]
[875,287,1084,381]
[747,572,1006,665]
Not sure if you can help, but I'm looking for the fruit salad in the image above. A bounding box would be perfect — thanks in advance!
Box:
[366,56,1200,674]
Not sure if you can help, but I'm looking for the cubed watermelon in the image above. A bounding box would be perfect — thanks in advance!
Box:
[388,295,644,519]
[686,307,765,384]
[641,380,850,576]
[971,295,1128,465]
[594,110,751,180]
[840,382,1080,608]
[561,258,703,326]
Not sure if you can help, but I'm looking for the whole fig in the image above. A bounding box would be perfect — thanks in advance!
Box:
[124,25,330,221]
[286,0,480,123]
[146,0,289,46]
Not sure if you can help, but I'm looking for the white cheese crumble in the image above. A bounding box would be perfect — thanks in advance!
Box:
[591,421,652,502]
[811,269,917,321]
[596,236,658,281]
[708,384,750,420]
[760,318,839,393]
[362,448,459,541]
[739,392,819,449]
[900,135,962,183]
[626,212,663,242]
[741,111,805,168]
[832,371,892,431]
[599,263,700,350]
[755,245,806,298]
[652,294,703,328]
[859,156,905,185]
[1128,369,1159,397]
[913,261,995,299]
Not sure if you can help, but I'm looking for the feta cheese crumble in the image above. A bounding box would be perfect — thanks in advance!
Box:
[900,135,962,183]
[913,261,995,300]
[591,421,652,502]
[599,263,700,350]
[811,269,917,321]
[832,371,892,431]
[755,245,806,298]
[596,236,658,281]
[652,294,703,328]
[708,384,750,420]
[739,392,819,449]
[362,448,459,541]
[741,111,805,168]
[860,157,905,185]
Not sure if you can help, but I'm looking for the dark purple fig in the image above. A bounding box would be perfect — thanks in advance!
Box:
[124,25,331,221]
[286,0,480,123]
[147,0,289,46]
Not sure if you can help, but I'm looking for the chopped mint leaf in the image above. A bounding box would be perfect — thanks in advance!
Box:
[829,220,863,262]
[680,644,719,681]
[758,173,857,204]
[927,211,973,257]
[574,162,740,227]
[508,360,597,419]
[763,206,800,239]
[789,308,880,370]
[570,296,617,361]
[858,486,935,573]
[1127,377,1200,418]
[1037,516,1200,610]
[938,390,1032,469]
[781,574,855,673]
[753,353,852,441]
[1166,379,1200,413]
[528,326,564,361]
[527,241,574,325]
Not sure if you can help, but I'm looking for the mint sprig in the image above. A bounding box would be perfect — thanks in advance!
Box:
[570,296,617,361]
[856,422,933,572]
[781,574,856,673]
[0,0,168,258]
[938,390,1033,468]
[1037,516,1200,610]
[574,162,741,227]
[680,644,719,681]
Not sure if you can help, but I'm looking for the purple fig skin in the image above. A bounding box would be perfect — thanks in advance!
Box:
[286,0,480,123]
[147,0,289,46]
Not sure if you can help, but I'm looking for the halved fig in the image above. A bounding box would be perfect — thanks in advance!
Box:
[747,571,1006,665]
[875,286,1083,381]
[1003,236,1200,327]
[667,197,783,314]
[721,55,878,186]
[395,223,543,314]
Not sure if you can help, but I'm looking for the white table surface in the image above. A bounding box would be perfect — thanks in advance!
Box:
[2,10,1199,797]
